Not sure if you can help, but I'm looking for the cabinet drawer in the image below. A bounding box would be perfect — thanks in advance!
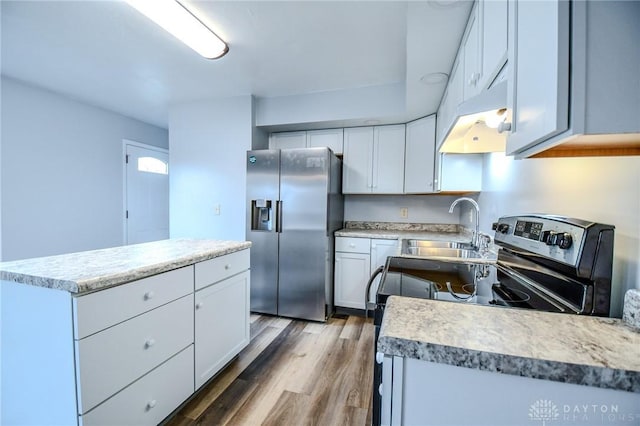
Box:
[195,249,250,290]
[79,346,194,426]
[73,266,193,339]
[335,237,370,253]
[76,295,194,414]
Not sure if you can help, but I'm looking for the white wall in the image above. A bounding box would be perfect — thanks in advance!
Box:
[478,152,640,317]
[169,96,253,241]
[0,77,168,261]
[345,194,465,225]
[256,83,405,128]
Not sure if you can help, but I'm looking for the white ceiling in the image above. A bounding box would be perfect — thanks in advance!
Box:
[1,0,472,129]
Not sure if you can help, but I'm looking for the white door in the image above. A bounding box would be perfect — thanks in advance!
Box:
[373,125,405,194]
[124,142,169,245]
[343,127,374,194]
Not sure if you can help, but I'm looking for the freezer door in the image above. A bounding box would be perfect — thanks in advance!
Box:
[246,150,279,315]
[278,148,330,321]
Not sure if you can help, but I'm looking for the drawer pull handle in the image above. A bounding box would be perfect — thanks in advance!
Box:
[375,352,384,364]
[195,302,204,310]
[225,264,231,270]
[349,243,356,248]
[146,399,157,410]
[145,338,156,349]
[144,291,154,301]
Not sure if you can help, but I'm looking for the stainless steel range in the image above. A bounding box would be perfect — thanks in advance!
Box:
[371,214,615,426]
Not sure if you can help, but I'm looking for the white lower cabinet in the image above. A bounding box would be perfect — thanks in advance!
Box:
[369,239,398,303]
[382,356,640,425]
[335,237,399,309]
[335,250,371,309]
[1,249,251,426]
[80,346,194,426]
[75,295,194,413]
[195,270,250,389]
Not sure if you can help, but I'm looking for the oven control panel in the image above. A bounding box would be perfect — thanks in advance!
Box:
[493,215,585,267]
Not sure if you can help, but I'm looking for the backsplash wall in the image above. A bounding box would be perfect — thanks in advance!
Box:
[344,194,470,224]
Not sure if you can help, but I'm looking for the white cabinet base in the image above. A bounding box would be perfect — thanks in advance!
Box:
[80,347,194,426]
[195,271,250,389]
[383,356,640,426]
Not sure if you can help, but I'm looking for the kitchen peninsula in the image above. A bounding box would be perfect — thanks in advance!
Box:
[1,239,251,426]
[378,296,640,425]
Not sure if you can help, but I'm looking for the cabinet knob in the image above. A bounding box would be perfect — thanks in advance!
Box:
[378,383,384,396]
[196,302,204,310]
[497,122,512,133]
[143,291,154,301]
[144,338,156,349]
[349,243,356,248]
[146,399,157,410]
[225,264,231,270]
[375,351,385,364]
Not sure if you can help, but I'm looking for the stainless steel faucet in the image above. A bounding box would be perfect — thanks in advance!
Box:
[449,197,480,250]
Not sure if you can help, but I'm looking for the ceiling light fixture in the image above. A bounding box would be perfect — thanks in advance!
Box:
[126,0,228,59]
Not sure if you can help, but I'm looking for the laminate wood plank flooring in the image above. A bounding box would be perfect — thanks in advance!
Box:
[166,314,374,426]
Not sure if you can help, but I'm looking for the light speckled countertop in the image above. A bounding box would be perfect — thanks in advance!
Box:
[0,239,251,294]
[335,221,471,241]
[379,296,640,393]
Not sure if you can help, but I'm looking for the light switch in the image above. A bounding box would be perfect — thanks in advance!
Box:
[214,204,221,215]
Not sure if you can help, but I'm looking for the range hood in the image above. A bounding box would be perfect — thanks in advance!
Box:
[439,80,508,154]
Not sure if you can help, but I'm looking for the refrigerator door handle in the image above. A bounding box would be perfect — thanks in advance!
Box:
[276,200,283,233]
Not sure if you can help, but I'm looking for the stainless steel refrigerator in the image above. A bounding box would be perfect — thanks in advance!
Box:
[246,147,343,322]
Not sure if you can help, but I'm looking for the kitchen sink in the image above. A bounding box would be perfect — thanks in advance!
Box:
[400,239,495,262]
[403,246,483,259]
[402,239,474,251]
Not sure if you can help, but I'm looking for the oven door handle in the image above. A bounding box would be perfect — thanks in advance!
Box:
[365,265,385,319]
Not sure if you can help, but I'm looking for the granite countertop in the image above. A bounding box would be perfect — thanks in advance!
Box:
[335,221,471,242]
[0,239,251,294]
[378,296,640,393]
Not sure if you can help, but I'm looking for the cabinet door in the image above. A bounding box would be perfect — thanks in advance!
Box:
[462,6,481,101]
[369,240,398,303]
[307,129,344,155]
[506,0,570,155]
[269,131,307,150]
[404,116,436,194]
[373,125,405,194]
[480,0,508,90]
[343,127,374,194]
[334,251,371,309]
[194,271,250,389]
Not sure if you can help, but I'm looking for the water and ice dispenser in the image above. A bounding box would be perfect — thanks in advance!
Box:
[250,199,273,231]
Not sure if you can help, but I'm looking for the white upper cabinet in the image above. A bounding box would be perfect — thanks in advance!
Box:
[343,125,406,194]
[373,125,406,194]
[505,0,570,155]
[404,116,437,194]
[306,129,344,155]
[479,0,508,90]
[269,131,307,150]
[505,0,640,158]
[269,129,344,155]
[343,127,374,193]
[462,6,481,101]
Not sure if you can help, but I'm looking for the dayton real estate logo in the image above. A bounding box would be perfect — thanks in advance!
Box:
[529,399,560,425]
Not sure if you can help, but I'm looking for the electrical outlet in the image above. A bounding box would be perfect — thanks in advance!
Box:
[214,204,221,215]
[400,207,408,218]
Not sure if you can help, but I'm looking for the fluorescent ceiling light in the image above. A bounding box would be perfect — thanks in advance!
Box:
[126,0,228,59]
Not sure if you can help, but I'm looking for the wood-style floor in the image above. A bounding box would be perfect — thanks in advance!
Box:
[166,314,374,426]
